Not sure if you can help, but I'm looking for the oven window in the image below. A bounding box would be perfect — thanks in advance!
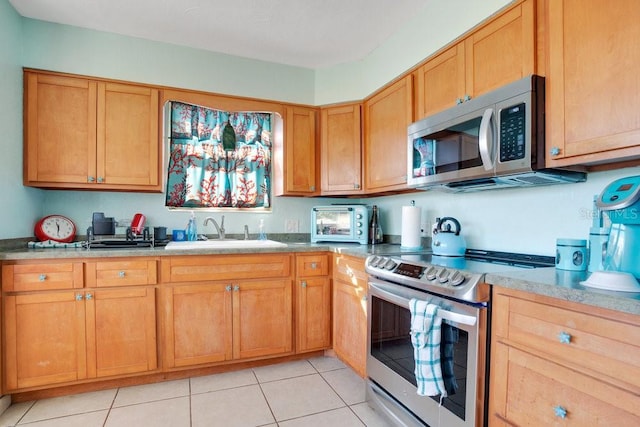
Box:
[314,211,352,236]
[370,295,469,421]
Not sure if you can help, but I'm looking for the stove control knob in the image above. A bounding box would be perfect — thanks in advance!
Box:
[369,256,380,267]
[438,269,449,283]
[450,271,465,286]
[425,266,437,281]
[384,259,397,270]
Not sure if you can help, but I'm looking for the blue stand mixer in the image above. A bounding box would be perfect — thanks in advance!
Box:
[594,175,640,286]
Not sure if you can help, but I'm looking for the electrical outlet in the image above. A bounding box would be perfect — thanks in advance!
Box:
[285,219,299,233]
[420,220,430,237]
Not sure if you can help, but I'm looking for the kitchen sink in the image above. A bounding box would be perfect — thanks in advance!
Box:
[164,239,288,250]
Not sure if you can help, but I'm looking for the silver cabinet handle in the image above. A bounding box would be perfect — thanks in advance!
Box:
[310,262,317,269]
[464,94,471,102]
[554,405,567,419]
[85,293,93,301]
[225,285,232,292]
[118,271,125,278]
[39,274,47,281]
[456,98,463,105]
[97,177,104,183]
[75,293,83,301]
[550,147,561,156]
[88,176,95,182]
[233,285,240,292]
[301,281,307,288]
[558,331,572,344]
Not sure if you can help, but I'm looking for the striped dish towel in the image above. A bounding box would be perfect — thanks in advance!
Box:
[409,298,447,397]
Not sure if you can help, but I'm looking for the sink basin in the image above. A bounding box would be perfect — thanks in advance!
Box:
[164,239,288,250]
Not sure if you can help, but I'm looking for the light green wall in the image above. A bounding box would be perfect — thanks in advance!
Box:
[0,0,43,239]
[314,0,512,104]
[21,19,315,104]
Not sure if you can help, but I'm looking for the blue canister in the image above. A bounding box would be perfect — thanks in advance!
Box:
[556,238,588,271]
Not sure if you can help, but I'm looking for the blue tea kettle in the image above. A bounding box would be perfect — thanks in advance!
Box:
[431,217,467,256]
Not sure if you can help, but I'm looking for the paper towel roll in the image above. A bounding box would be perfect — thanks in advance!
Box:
[401,205,422,249]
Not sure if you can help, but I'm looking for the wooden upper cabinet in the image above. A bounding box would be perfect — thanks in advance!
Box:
[24,73,96,186]
[364,75,414,193]
[96,82,159,188]
[24,70,161,192]
[414,0,535,120]
[275,105,319,195]
[545,0,640,167]
[320,103,363,195]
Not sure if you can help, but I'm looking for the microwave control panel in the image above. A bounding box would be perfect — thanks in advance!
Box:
[499,102,526,162]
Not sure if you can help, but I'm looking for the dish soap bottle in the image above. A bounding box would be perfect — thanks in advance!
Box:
[186,211,198,241]
[258,219,267,240]
[369,205,383,244]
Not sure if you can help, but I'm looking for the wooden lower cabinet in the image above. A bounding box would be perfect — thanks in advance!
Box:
[489,286,640,426]
[295,254,331,353]
[4,287,157,391]
[161,254,294,369]
[332,254,368,377]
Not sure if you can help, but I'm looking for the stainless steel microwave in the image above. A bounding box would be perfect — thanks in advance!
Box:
[311,205,369,244]
[407,75,586,192]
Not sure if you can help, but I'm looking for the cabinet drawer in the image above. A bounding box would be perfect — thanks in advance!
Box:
[494,290,640,390]
[85,259,158,287]
[163,254,292,283]
[2,262,84,291]
[491,343,640,426]
[296,254,329,277]
[333,255,366,287]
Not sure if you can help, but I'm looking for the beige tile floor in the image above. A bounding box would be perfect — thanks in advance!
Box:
[0,356,392,426]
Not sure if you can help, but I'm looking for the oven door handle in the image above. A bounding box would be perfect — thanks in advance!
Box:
[369,281,477,326]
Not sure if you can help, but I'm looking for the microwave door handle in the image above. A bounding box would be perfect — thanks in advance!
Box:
[369,281,477,326]
[478,108,495,171]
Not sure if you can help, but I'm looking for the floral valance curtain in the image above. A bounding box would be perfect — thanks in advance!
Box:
[166,102,272,208]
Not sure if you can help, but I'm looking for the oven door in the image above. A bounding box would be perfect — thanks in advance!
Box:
[366,279,487,427]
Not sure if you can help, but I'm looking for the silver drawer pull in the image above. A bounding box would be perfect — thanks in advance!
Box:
[301,281,307,288]
[75,293,83,301]
[225,285,232,292]
[233,285,240,292]
[39,274,47,281]
[310,262,317,269]
[119,271,125,278]
[558,331,572,344]
[554,405,567,419]
[85,293,93,301]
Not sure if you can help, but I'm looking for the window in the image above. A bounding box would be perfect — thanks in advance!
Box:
[165,101,273,209]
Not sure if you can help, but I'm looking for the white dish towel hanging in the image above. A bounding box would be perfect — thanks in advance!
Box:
[409,298,447,397]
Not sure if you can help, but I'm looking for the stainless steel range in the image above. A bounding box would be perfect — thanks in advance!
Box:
[364,250,554,427]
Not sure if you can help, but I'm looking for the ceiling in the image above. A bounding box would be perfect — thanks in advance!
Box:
[9,0,430,69]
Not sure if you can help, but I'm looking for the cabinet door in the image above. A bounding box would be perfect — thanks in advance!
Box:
[233,279,293,359]
[279,106,318,195]
[4,292,87,390]
[85,288,157,378]
[296,277,331,352]
[164,283,233,368]
[415,44,466,120]
[97,82,160,190]
[464,0,535,99]
[364,75,414,193]
[320,103,363,194]
[546,0,640,166]
[24,72,97,185]
[332,279,367,378]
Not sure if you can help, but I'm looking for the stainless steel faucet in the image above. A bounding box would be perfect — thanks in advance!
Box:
[204,216,225,240]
